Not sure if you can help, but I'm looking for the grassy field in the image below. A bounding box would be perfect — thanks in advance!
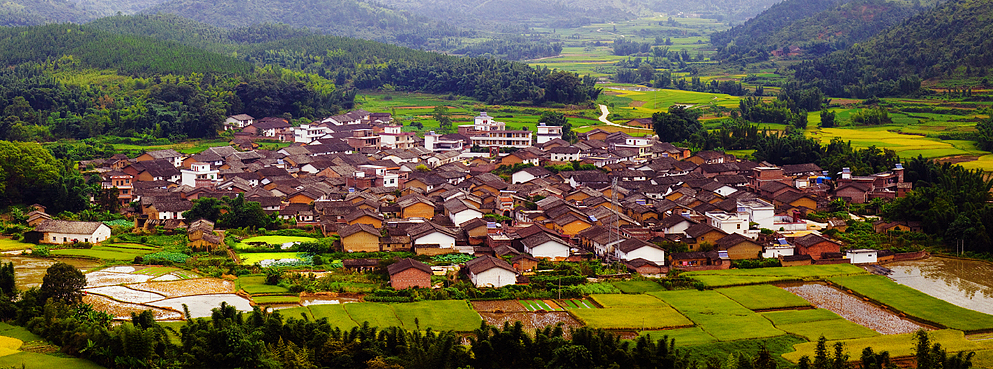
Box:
[782,330,984,363]
[829,275,993,331]
[253,295,300,304]
[638,327,718,346]
[650,290,785,342]
[237,275,291,294]
[0,239,32,251]
[611,280,666,294]
[717,285,811,310]
[50,243,160,261]
[279,306,316,321]
[235,236,316,250]
[684,264,867,287]
[238,252,306,265]
[393,300,482,332]
[0,351,105,369]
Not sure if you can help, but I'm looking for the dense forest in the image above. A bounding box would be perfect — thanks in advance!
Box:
[789,0,993,98]
[372,0,636,29]
[711,0,947,63]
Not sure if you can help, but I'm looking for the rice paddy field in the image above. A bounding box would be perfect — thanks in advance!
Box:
[0,239,32,251]
[611,280,666,293]
[572,294,692,330]
[237,252,307,266]
[286,300,483,332]
[650,290,786,342]
[683,264,868,287]
[50,243,160,261]
[234,236,316,250]
[717,285,812,310]
[829,275,993,332]
[782,330,989,363]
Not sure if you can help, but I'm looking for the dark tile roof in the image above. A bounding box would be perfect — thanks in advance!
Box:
[387,258,432,275]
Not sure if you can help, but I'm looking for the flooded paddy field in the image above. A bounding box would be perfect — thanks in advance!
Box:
[783,283,928,335]
[886,256,993,315]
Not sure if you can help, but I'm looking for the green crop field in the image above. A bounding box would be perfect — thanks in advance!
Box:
[310,305,361,329]
[639,327,718,346]
[775,320,878,341]
[829,275,993,331]
[343,303,402,328]
[393,300,482,332]
[0,352,105,369]
[650,290,785,341]
[253,295,300,304]
[717,285,811,310]
[760,309,844,326]
[279,306,317,322]
[684,264,867,287]
[238,252,306,265]
[589,294,667,308]
[611,280,666,294]
[237,275,291,294]
[782,330,983,363]
[521,300,562,311]
[235,236,316,250]
[50,243,160,260]
[570,306,692,330]
[0,239,32,251]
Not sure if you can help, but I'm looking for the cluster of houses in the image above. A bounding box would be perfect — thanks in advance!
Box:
[68,109,920,288]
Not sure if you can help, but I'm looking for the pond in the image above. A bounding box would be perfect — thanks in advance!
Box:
[886,256,993,315]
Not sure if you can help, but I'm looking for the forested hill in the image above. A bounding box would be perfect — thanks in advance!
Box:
[141,0,466,50]
[372,0,636,29]
[0,0,169,26]
[790,0,993,98]
[0,23,251,75]
[711,0,937,62]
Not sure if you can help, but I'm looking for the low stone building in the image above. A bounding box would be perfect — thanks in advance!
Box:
[387,258,433,289]
[35,220,111,245]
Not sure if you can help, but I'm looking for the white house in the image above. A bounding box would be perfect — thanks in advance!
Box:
[409,222,456,249]
[224,114,254,130]
[511,166,553,184]
[762,239,795,259]
[444,198,482,226]
[706,211,749,235]
[180,162,219,187]
[35,220,112,244]
[737,198,775,230]
[536,123,563,144]
[521,232,571,260]
[294,124,332,143]
[549,146,581,162]
[846,249,878,264]
[465,255,518,288]
[613,238,666,265]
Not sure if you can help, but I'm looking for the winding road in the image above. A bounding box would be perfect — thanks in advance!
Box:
[597,104,653,130]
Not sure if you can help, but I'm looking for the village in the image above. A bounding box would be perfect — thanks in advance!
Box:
[21,109,929,292]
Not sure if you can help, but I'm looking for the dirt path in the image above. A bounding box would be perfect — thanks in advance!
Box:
[597,104,653,131]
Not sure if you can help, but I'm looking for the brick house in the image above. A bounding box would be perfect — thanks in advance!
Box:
[793,234,841,260]
[388,258,433,289]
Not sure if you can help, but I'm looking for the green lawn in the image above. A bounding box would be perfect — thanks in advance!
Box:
[589,294,667,308]
[650,290,785,342]
[782,330,983,363]
[235,236,316,250]
[829,275,993,332]
[638,327,718,346]
[393,300,482,332]
[570,306,693,330]
[775,320,879,341]
[611,280,666,294]
[760,309,844,326]
[0,323,41,342]
[343,303,402,328]
[237,275,292,294]
[717,285,811,310]
[307,305,359,329]
[50,243,160,260]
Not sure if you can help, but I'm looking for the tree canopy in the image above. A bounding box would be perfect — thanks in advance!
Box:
[40,262,86,304]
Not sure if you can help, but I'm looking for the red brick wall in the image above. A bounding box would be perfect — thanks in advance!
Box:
[798,242,840,260]
[391,268,431,289]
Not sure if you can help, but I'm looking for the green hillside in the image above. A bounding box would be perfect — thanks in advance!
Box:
[712,0,938,62]
[0,0,169,26]
[141,0,464,49]
[791,0,993,97]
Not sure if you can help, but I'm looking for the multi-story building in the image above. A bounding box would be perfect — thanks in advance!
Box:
[536,123,563,144]
[380,124,416,149]
[424,131,464,152]
[180,162,220,188]
[458,112,532,148]
[294,124,332,143]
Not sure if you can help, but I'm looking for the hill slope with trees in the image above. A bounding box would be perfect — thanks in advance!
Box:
[790,0,993,97]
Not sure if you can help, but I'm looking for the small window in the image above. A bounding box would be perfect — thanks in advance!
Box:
[737,224,741,229]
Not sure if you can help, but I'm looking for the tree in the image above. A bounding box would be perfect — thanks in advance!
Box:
[219,194,275,229]
[40,262,86,304]
[184,197,225,223]
[652,105,702,143]
[0,262,14,296]
[433,105,453,133]
[975,117,993,151]
[820,110,836,128]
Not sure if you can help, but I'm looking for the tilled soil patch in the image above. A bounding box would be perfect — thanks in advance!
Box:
[783,283,928,335]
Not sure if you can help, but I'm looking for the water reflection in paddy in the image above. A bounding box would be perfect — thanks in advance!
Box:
[0,256,99,289]
[886,256,993,315]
